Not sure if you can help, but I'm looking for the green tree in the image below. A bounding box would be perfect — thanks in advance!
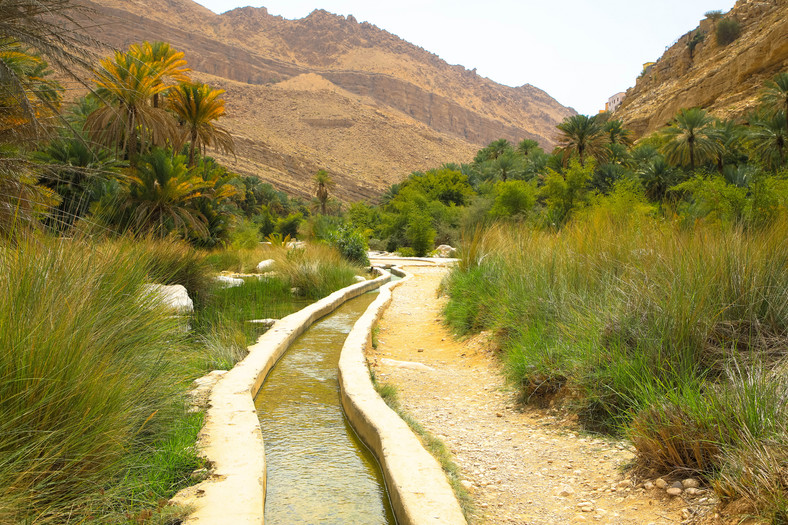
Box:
[516,139,541,157]
[489,151,520,182]
[556,114,606,167]
[473,138,513,163]
[659,107,720,171]
[0,39,63,142]
[87,49,178,166]
[539,159,594,225]
[603,119,633,147]
[747,111,787,171]
[167,82,234,167]
[761,72,788,134]
[119,148,210,237]
[129,41,190,108]
[312,169,335,215]
[490,180,536,218]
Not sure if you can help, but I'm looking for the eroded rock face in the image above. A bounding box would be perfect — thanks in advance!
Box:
[77,0,574,201]
[616,0,788,137]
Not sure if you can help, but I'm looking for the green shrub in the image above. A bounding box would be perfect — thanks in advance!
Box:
[328,225,370,265]
[406,213,436,256]
[716,17,741,46]
[0,237,199,522]
[275,212,303,238]
[490,180,536,218]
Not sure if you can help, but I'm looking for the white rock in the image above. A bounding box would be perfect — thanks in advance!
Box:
[682,478,700,489]
[434,244,457,258]
[556,485,575,497]
[354,275,366,282]
[143,284,193,313]
[215,275,244,288]
[256,259,275,272]
[644,481,654,490]
[684,487,702,496]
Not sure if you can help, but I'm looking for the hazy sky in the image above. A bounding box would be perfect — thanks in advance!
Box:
[193,0,737,115]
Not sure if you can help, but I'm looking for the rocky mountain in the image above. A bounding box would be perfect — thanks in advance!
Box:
[615,0,788,137]
[75,0,574,201]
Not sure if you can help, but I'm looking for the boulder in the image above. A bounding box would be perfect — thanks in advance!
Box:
[435,244,457,258]
[215,275,244,288]
[143,284,193,313]
[257,259,275,272]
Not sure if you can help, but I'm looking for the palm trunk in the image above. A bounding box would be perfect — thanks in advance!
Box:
[188,128,198,167]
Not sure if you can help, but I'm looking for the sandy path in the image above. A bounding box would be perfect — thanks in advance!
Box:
[368,263,696,525]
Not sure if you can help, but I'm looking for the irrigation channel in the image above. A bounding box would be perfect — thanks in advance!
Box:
[254,287,397,524]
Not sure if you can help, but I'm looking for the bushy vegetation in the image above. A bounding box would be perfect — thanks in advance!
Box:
[0,237,202,523]
[440,73,788,522]
[716,17,742,46]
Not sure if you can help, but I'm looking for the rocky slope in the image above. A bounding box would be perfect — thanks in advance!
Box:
[615,0,788,137]
[76,0,574,201]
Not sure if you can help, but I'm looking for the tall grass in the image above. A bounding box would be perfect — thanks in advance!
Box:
[270,243,362,299]
[443,210,788,518]
[0,236,202,522]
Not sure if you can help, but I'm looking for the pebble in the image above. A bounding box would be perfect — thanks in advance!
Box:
[644,481,654,490]
[666,487,683,496]
[682,478,700,489]
[616,479,630,489]
[556,485,575,497]
[655,478,667,489]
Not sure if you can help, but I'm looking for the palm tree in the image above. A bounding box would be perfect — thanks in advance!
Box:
[556,114,606,167]
[516,139,541,157]
[87,50,178,166]
[167,82,234,167]
[0,39,63,142]
[0,0,98,138]
[490,151,520,182]
[35,133,121,230]
[603,119,633,147]
[121,148,210,237]
[712,118,743,173]
[638,156,678,201]
[129,41,190,108]
[313,169,335,215]
[474,138,512,163]
[747,111,787,171]
[659,107,720,171]
[761,72,788,133]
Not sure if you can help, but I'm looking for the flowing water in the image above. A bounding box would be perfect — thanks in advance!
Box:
[254,291,396,524]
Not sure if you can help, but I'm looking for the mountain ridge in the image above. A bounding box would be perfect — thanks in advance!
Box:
[77,0,574,200]
[615,0,788,136]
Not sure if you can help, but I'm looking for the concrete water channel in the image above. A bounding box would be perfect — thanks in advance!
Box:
[254,289,396,524]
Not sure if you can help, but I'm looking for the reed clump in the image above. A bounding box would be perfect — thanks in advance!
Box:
[0,236,202,522]
[444,208,788,517]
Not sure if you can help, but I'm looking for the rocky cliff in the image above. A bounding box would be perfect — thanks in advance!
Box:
[615,0,788,137]
[77,0,574,201]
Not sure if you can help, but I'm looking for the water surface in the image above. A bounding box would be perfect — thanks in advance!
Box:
[255,291,396,525]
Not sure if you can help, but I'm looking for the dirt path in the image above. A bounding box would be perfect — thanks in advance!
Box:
[368,263,701,525]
